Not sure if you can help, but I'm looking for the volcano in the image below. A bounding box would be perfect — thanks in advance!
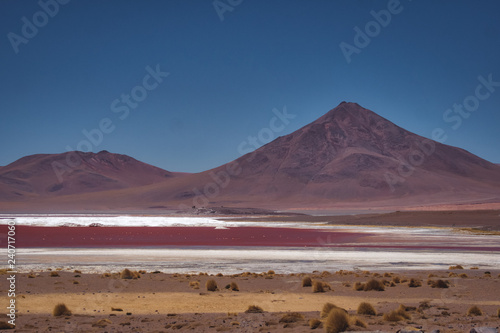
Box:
[1,102,499,212]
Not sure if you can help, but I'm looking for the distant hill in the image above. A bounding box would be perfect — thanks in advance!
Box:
[0,150,177,201]
[1,102,499,212]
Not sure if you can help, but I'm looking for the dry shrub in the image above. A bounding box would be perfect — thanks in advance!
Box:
[396,304,411,319]
[321,303,337,318]
[428,273,437,278]
[470,267,479,270]
[363,279,385,291]
[342,281,351,287]
[72,280,79,285]
[467,305,482,316]
[101,273,111,278]
[430,279,449,288]
[497,308,500,318]
[74,269,82,273]
[324,308,349,333]
[111,307,123,311]
[245,305,264,313]
[216,273,223,277]
[312,280,326,293]
[349,316,367,328]
[53,303,71,316]
[408,278,422,288]
[267,270,275,275]
[459,273,468,278]
[357,302,376,315]
[392,276,400,284]
[449,272,458,277]
[0,321,15,329]
[189,281,200,289]
[50,271,60,277]
[383,310,404,322]
[418,300,431,310]
[309,318,321,329]
[120,269,140,279]
[449,265,464,270]
[383,272,392,277]
[92,319,112,328]
[302,276,312,287]
[353,282,364,291]
[206,279,218,292]
[27,273,36,278]
[230,281,239,291]
[138,270,146,274]
[279,312,304,323]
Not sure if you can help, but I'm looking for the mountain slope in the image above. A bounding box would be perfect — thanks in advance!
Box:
[131,102,500,209]
[1,102,499,211]
[0,150,177,201]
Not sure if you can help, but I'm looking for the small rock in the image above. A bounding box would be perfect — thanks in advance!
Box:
[470,328,499,333]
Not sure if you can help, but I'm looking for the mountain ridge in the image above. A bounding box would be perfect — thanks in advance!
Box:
[1,102,499,212]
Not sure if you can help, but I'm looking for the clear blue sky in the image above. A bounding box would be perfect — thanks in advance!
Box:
[1,0,499,172]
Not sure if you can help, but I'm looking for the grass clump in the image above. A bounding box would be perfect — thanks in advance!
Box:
[0,321,15,329]
[383,310,404,322]
[357,302,376,315]
[120,269,140,279]
[50,271,60,277]
[312,280,327,293]
[449,265,464,270]
[206,279,218,292]
[364,278,385,291]
[467,305,482,316]
[408,278,422,288]
[459,273,468,278]
[324,308,349,333]
[53,303,72,316]
[279,312,304,323]
[302,276,312,287]
[245,305,264,313]
[349,316,367,328]
[189,281,200,289]
[229,281,239,291]
[430,279,449,288]
[27,273,36,278]
[309,318,321,329]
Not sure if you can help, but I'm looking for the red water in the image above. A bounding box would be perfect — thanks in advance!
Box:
[2,226,499,251]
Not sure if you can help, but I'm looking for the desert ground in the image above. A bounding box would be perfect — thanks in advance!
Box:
[1,210,499,332]
[1,268,499,332]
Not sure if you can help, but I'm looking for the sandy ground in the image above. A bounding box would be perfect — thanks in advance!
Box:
[1,268,499,332]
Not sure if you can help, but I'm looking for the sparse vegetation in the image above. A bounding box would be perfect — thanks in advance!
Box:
[459,273,468,278]
[312,280,327,293]
[383,310,404,322]
[0,321,15,329]
[324,308,349,333]
[72,280,79,284]
[120,269,140,279]
[101,273,111,278]
[279,312,304,323]
[467,305,482,316]
[364,278,385,291]
[349,316,367,328]
[408,278,422,287]
[267,270,275,275]
[50,271,60,277]
[27,273,36,278]
[357,302,376,315]
[53,303,72,316]
[229,281,239,291]
[449,265,464,270]
[321,303,338,318]
[245,305,264,313]
[383,304,411,322]
[309,318,321,329]
[189,281,200,289]
[429,279,449,288]
[206,279,218,291]
[93,319,112,328]
[302,276,312,287]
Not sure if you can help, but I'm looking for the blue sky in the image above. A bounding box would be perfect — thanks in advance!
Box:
[1,0,499,172]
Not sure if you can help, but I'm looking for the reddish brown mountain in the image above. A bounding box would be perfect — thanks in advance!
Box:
[1,102,499,211]
[0,150,176,201]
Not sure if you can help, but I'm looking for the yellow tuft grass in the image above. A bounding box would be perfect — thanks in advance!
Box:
[324,308,349,333]
[53,303,71,316]
[357,302,376,315]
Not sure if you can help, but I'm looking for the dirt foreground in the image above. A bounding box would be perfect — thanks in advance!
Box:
[1,268,499,332]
